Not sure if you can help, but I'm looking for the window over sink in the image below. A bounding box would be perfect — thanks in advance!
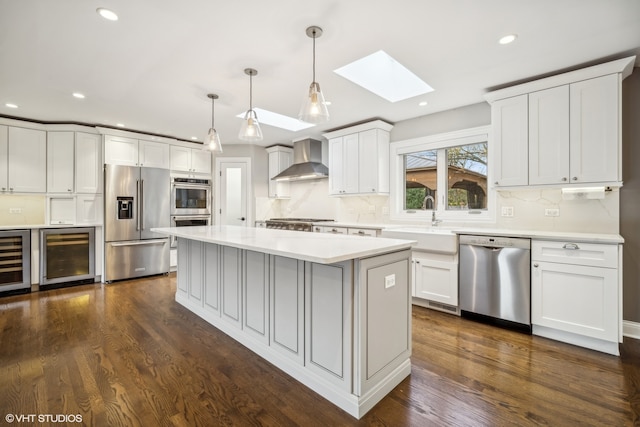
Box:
[391,126,494,222]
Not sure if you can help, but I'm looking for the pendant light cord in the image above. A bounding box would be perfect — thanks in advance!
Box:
[211,96,215,128]
[312,29,316,83]
[249,72,253,111]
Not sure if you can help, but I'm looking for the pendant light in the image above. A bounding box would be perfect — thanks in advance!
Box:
[238,68,263,142]
[204,93,222,152]
[299,25,329,124]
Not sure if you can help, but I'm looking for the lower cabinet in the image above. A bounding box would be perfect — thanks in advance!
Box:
[531,240,621,355]
[270,256,304,363]
[411,251,459,313]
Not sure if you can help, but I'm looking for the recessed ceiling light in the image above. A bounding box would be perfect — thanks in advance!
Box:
[235,108,315,132]
[418,101,428,107]
[5,103,18,108]
[499,34,517,45]
[116,123,125,127]
[73,93,85,99]
[334,50,434,103]
[191,137,198,140]
[97,8,118,21]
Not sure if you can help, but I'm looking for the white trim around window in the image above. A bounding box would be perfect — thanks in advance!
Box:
[389,125,495,223]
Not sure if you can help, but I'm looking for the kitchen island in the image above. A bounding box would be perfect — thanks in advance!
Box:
[151,225,415,418]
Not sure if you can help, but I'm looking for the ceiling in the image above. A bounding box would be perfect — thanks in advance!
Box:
[1,0,639,147]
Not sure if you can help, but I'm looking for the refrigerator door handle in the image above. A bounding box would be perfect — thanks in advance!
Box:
[109,239,167,247]
[140,179,145,230]
[136,180,141,231]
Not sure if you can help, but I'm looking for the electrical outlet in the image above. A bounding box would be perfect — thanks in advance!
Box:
[501,206,514,217]
[385,274,396,289]
[9,208,22,214]
[545,208,560,217]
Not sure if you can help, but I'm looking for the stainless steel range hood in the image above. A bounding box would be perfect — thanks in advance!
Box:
[272,139,328,181]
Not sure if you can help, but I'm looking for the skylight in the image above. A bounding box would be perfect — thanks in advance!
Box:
[235,108,315,132]
[334,50,434,102]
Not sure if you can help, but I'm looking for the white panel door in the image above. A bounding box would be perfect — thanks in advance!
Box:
[8,127,47,192]
[358,128,379,193]
[218,160,249,226]
[491,95,528,186]
[104,135,138,166]
[170,145,191,172]
[343,133,359,194]
[47,131,75,193]
[414,257,458,306]
[191,149,212,174]
[75,132,101,194]
[139,140,170,169]
[529,86,570,185]
[328,137,344,195]
[569,73,619,183]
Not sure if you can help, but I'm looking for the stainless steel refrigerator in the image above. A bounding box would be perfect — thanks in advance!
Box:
[104,164,170,282]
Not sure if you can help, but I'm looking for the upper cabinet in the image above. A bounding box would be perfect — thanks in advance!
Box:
[323,120,393,196]
[266,145,293,199]
[47,131,101,194]
[105,135,170,169]
[486,56,635,188]
[170,145,212,175]
[0,125,47,193]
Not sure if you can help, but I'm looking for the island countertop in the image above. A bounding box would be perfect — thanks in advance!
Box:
[151,225,416,264]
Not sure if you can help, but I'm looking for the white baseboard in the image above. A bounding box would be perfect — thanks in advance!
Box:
[623,320,640,340]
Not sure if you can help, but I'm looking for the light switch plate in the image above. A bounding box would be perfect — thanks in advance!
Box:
[385,274,396,289]
[501,206,514,217]
[545,208,560,217]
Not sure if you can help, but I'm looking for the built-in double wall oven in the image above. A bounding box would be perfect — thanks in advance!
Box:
[170,177,212,248]
[171,177,211,215]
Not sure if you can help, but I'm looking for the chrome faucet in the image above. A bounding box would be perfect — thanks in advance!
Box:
[431,210,442,226]
[422,195,435,210]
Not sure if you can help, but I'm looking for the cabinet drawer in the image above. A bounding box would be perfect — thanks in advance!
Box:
[531,240,618,268]
[348,228,378,237]
[322,226,348,234]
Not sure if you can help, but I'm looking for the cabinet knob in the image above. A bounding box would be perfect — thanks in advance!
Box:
[371,188,375,192]
[533,263,539,268]
[562,177,567,182]
[572,177,578,181]
[9,187,13,191]
[68,189,72,192]
[494,181,499,185]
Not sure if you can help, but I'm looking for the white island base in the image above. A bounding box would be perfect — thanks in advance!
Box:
[154,226,414,419]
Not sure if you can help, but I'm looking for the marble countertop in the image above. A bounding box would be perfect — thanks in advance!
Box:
[151,225,416,264]
[0,223,102,230]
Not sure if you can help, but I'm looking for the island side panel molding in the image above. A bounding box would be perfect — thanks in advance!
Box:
[203,243,221,314]
[243,250,269,343]
[188,240,204,304]
[270,256,305,364]
[176,238,189,296]
[221,246,242,328]
[304,260,353,391]
[355,249,412,397]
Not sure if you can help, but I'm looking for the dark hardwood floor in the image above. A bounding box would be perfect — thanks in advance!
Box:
[1,274,638,426]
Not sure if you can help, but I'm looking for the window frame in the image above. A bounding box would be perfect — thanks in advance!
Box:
[389,125,495,223]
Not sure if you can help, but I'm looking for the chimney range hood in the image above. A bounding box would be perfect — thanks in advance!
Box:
[272,139,328,181]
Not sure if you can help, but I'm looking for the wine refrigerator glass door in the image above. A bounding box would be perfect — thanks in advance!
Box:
[40,228,95,287]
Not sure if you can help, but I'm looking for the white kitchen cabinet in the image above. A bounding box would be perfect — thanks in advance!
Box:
[243,250,269,344]
[325,120,393,196]
[0,126,7,191]
[486,57,634,188]
[490,94,529,187]
[48,131,101,195]
[266,145,293,198]
[76,195,103,225]
[270,256,304,364]
[6,127,47,193]
[569,74,620,184]
[47,131,75,193]
[529,86,570,185]
[48,196,76,225]
[317,225,348,234]
[75,132,101,194]
[104,135,139,166]
[170,145,211,175]
[221,246,242,329]
[531,239,620,355]
[348,227,379,237]
[176,239,189,296]
[412,252,458,310]
[139,139,170,169]
[203,243,220,314]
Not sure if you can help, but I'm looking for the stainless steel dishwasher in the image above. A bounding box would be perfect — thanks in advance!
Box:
[459,235,531,329]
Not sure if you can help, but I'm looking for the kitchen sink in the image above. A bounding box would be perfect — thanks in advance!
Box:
[381,227,458,254]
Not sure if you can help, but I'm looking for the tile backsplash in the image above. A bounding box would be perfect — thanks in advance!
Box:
[0,195,46,225]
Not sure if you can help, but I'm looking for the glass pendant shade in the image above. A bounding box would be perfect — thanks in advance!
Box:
[238,109,263,142]
[299,81,329,123]
[204,93,222,152]
[204,127,222,152]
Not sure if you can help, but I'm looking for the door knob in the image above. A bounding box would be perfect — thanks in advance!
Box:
[237,217,246,221]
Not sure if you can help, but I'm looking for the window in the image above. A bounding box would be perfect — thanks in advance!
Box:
[390,126,493,222]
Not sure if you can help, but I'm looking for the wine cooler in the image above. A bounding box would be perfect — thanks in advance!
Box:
[40,228,95,287]
[0,230,31,294]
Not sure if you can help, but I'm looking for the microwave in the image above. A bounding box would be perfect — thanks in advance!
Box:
[171,177,211,215]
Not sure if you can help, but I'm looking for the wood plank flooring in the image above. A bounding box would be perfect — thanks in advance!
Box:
[1,274,638,426]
